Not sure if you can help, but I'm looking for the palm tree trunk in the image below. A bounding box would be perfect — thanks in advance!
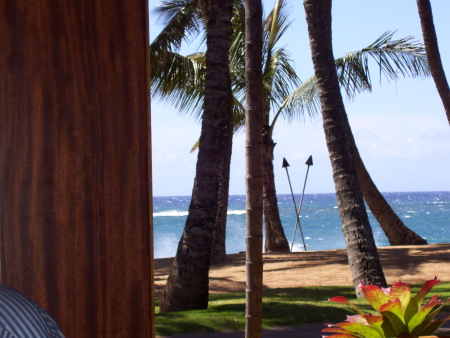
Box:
[416,0,450,124]
[245,0,264,336]
[160,0,233,313]
[263,137,290,253]
[211,128,233,265]
[351,139,428,245]
[303,0,387,297]
[344,117,427,245]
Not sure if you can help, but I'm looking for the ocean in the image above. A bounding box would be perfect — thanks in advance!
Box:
[153,191,450,259]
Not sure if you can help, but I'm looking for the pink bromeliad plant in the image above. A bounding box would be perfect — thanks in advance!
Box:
[323,277,450,338]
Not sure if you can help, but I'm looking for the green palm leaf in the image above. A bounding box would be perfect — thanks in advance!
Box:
[262,0,301,123]
[336,31,430,99]
[151,50,205,119]
[151,0,203,53]
[283,31,431,122]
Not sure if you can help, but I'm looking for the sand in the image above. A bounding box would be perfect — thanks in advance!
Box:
[154,243,450,299]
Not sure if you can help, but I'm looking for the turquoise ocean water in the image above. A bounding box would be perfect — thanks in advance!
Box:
[153,191,450,259]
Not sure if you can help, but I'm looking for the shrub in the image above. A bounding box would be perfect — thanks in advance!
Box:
[323,277,450,337]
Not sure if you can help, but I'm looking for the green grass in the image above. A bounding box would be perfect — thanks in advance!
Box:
[155,283,450,337]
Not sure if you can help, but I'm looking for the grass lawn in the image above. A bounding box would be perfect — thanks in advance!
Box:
[155,283,450,337]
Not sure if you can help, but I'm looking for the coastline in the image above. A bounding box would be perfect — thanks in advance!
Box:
[154,192,450,258]
[154,243,450,299]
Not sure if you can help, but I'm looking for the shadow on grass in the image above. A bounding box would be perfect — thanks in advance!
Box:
[155,286,356,336]
[156,305,246,336]
[156,283,450,337]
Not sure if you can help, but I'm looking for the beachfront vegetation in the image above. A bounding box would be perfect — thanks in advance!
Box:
[154,283,450,336]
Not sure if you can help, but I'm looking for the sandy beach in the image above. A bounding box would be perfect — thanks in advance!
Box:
[154,243,450,299]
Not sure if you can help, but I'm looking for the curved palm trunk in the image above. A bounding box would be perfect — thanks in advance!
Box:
[211,129,233,265]
[263,137,290,253]
[351,140,428,245]
[160,0,233,313]
[416,0,450,124]
[304,0,387,297]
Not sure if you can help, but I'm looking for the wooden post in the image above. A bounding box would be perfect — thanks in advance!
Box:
[0,1,154,337]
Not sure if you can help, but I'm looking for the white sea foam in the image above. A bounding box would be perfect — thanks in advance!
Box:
[154,210,189,217]
[154,235,178,258]
[290,243,308,252]
[227,210,246,215]
[154,209,247,217]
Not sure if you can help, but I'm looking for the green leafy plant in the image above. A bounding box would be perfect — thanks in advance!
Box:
[323,277,450,337]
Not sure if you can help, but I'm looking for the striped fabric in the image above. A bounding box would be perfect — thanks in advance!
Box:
[0,286,64,337]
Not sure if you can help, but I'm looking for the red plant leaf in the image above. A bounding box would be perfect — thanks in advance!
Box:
[387,282,411,312]
[330,296,352,304]
[363,313,387,337]
[360,284,390,312]
[331,322,383,338]
[412,277,440,306]
[329,296,365,316]
[364,313,384,326]
[380,298,407,335]
[323,327,353,334]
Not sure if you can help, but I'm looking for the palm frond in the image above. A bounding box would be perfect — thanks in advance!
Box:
[336,31,430,99]
[230,95,246,131]
[151,0,203,53]
[229,29,246,104]
[264,0,292,50]
[277,76,320,125]
[265,48,301,110]
[261,0,301,126]
[262,0,293,76]
[151,49,205,119]
[279,31,431,124]
[151,0,248,127]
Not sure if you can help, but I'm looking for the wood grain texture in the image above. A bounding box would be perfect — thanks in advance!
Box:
[0,1,153,336]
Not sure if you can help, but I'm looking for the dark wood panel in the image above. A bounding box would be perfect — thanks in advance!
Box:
[0,1,153,336]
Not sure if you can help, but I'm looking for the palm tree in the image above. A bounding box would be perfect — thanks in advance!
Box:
[416,0,450,124]
[260,0,299,253]
[159,0,234,313]
[244,0,265,334]
[303,0,387,296]
[151,0,245,264]
[284,32,429,245]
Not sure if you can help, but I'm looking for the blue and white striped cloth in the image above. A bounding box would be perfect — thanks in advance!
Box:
[0,286,64,337]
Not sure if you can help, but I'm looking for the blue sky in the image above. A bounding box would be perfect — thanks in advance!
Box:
[149,0,450,197]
